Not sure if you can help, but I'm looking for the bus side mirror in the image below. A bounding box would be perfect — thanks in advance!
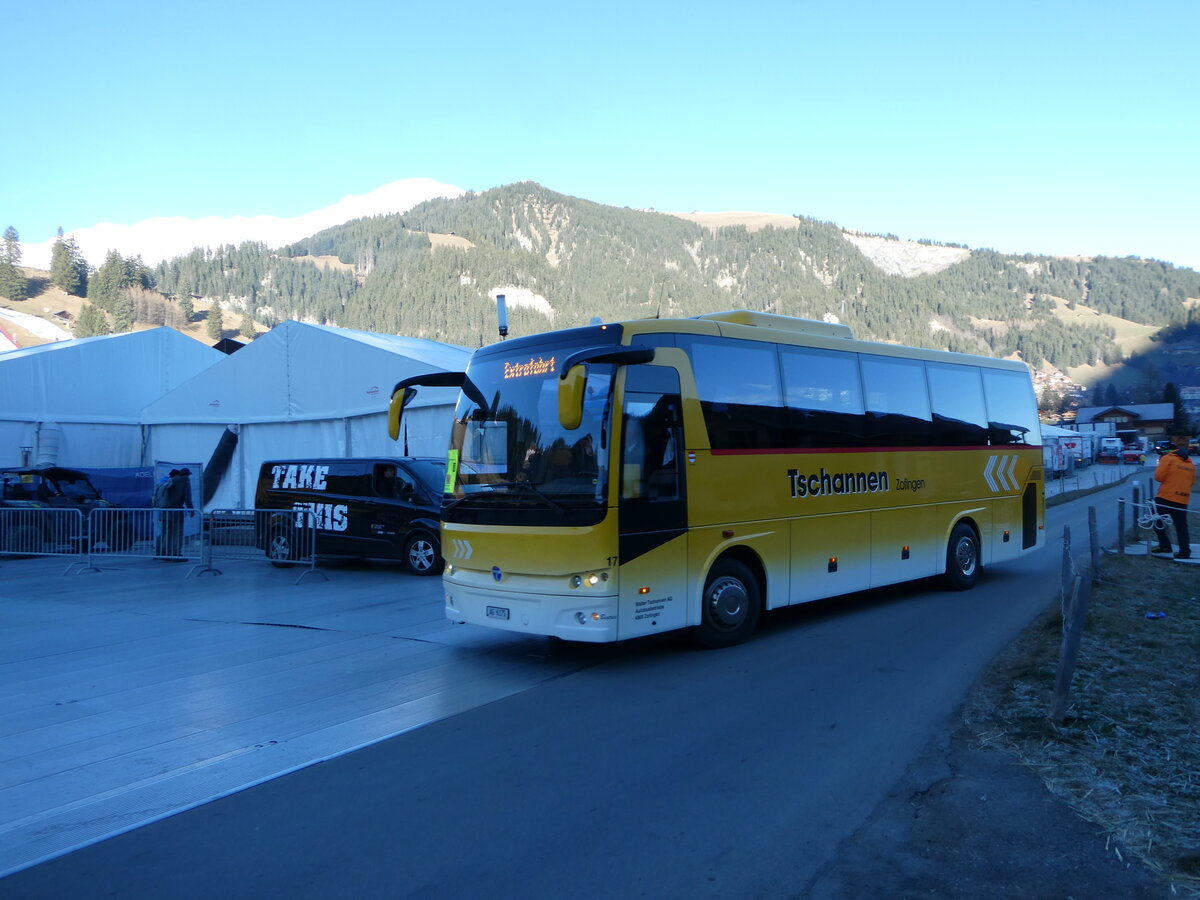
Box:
[388,387,416,441]
[558,365,586,430]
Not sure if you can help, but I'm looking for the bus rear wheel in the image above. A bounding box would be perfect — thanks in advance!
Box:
[695,559,761,648]
[942,522,980,590]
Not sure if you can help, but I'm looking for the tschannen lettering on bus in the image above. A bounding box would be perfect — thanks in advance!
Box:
[787,467,891,499]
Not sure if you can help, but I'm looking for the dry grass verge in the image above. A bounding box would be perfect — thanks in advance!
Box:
[964,550,1199,891]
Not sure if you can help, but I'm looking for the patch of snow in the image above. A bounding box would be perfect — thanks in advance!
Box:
[929,318,948,332]
[20,178,465,270]
[0,307,72,341]
[843,233,971,277]
[490,287,553,319]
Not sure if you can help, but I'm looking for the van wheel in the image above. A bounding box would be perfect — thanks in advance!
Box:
[942,522,980,590]
[268,525,298,568]
[695,558,761,648]
[403,531,442,576]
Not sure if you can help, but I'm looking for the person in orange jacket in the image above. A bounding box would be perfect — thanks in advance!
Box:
[1152,433,1196,560]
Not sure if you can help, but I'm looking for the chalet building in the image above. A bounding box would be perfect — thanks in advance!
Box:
[1074,403,1176,439]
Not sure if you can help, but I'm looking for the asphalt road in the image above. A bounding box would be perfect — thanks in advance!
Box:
[1,489,1127,899]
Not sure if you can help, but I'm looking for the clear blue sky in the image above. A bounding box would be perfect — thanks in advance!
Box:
[5,0,1198,270]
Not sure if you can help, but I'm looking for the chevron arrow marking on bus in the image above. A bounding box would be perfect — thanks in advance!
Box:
[984,455,1019,492]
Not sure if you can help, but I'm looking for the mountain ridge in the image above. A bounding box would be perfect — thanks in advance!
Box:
[7,182,1200,405]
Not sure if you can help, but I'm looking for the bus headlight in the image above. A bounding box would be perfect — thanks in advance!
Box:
[569,571,609,589]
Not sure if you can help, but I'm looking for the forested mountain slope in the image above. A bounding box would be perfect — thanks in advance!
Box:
[152,182,1200,371]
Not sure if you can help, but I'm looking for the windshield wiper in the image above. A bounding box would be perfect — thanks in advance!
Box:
[443,481,564,514]
[488,481,565,513]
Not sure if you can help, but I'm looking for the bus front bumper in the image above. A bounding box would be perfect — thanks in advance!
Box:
[444,580,619,643]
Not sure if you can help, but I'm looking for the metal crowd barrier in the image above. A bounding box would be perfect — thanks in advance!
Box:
[204,509,324,583]
[83,507,204,573]
[0,507,325,581]
[0,508,86,570]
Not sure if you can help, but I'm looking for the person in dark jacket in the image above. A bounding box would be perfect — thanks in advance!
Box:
[155,468,194,560]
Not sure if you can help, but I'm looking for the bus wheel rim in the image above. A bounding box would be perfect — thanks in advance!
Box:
[706,576,748,631]
[955,538,977,576]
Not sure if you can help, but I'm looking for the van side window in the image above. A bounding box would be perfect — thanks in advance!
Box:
[375,464,416,501]
[323,464,371,496]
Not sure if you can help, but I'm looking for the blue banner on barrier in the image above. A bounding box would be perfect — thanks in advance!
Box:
[74,466,156,508]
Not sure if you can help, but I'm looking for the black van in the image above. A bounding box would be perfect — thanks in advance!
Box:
[254,457,445,574]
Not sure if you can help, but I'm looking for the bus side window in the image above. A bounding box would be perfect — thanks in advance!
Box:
[643,397,680,499]
[622,367,683,502]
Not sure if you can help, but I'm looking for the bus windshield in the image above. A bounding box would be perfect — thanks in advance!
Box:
[445,351,615,526]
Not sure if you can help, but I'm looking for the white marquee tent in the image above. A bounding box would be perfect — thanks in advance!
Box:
[141,321,472,509]
[0,328,224,468]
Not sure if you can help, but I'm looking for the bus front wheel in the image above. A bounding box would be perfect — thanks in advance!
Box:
[942,522,980,590]
[696,559,761,649]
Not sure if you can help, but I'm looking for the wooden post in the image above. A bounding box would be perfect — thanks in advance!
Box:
[1089,506,1100,570]
[1117,499,1126,554]
[1049,528,1092,725]
[1060,524,1071,599]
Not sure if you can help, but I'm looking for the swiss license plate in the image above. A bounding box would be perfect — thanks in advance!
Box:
[486,605,510,620]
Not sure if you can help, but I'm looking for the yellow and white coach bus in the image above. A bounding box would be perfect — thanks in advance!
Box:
[390,310,1044,647]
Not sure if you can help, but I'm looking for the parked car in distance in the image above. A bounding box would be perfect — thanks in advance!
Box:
[1154,440,1175,455]
[1097,436,1123,460]
[1121,445,1146,464]
[254,457,446,574]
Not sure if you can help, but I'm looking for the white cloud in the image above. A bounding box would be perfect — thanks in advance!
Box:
[20,177,465,271]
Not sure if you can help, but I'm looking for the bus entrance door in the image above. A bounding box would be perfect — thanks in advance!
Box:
[616,365,689,639]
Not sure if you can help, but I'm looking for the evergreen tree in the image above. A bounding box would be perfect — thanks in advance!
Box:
[0,226,28,301]
[239,311,256,339]
[111,292,134,333]
[178,291,194,322]
[50,228,88,296]
[1163,383,1190,433]
[74,303,111,337]
[206,305,224,340]
[88,250,126,311]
